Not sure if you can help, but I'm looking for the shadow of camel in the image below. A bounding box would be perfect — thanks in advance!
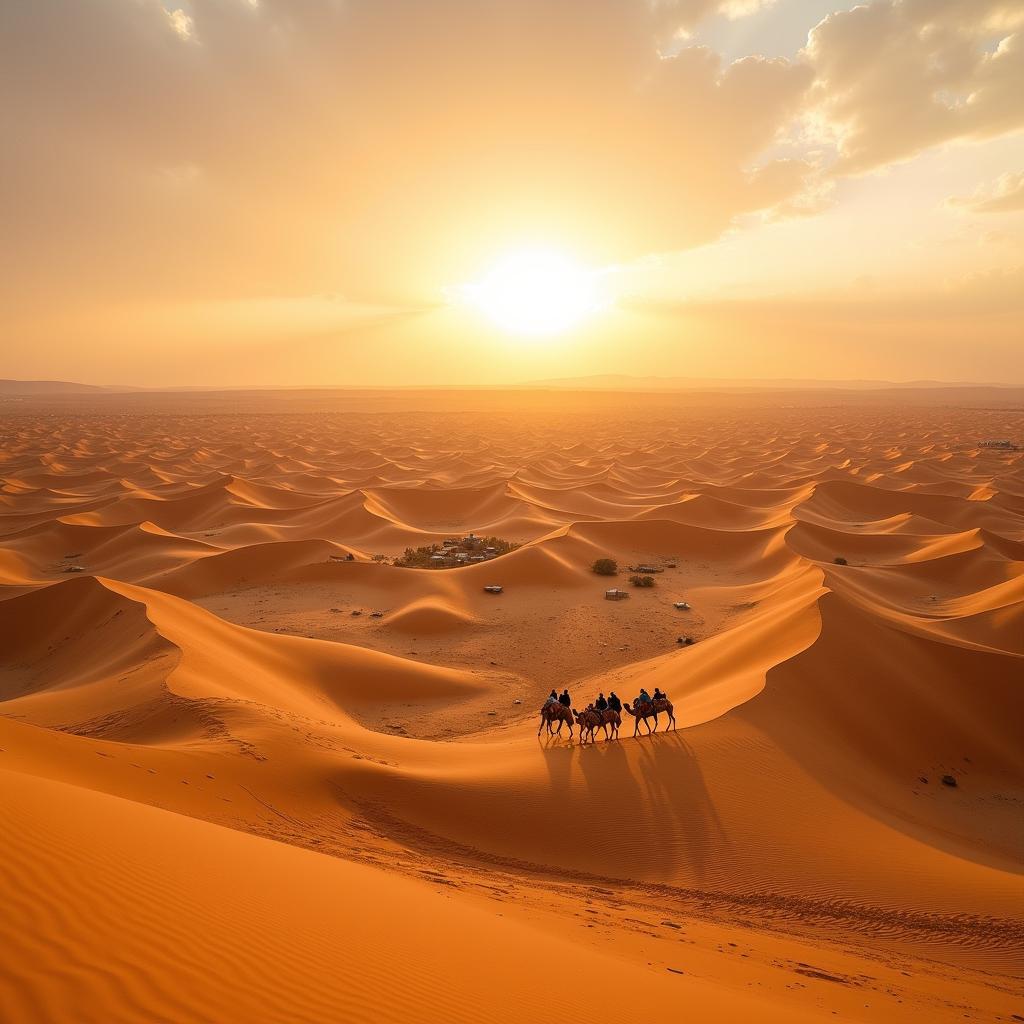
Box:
[537,724,728,883]
[631,731,729,886]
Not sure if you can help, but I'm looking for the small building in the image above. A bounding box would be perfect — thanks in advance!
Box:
[483,585,503,594]
[674,601,690,610]
[605,588,629,600]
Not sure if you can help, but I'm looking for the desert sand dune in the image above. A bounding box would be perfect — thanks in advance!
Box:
[1,768,849,1024]
[1,393,1022,1022]
[0,519,220,591]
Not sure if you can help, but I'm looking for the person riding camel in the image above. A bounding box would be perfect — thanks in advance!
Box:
[607,691,622,713]
[545,690,558,705]
[653,687,667,702]
[638,688,652,705]
[559,688,572,708]
[595,693,608,712]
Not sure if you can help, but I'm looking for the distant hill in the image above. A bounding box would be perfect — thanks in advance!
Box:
[0,379,138,395]
[518,374,1005,392]
[0,376,1012,397]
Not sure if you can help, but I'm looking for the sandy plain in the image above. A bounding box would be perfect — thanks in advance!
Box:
[1,387,1022,1024]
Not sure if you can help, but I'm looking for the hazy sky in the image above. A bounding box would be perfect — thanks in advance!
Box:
[3,0,1023,386]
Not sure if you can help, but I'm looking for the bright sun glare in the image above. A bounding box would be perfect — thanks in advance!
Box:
[458,248,609,337]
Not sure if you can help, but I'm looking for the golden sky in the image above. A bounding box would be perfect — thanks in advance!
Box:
[3,0,1024,386]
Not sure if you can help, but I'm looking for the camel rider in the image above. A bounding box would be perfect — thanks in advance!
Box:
[638,688,652,705]
[559,688,572,708]
[607,692,622,713]
[653,687,667,702]
[595,693,608,712]
[545,690,558,705]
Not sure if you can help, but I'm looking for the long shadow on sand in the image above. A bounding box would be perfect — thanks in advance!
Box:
[539,727,729,883]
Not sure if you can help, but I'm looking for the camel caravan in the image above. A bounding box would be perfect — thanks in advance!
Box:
[538,687,676,743]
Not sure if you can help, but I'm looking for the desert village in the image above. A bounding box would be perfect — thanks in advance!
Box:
[328,532,697,643]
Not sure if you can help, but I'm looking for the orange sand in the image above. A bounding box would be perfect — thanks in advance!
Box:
[1,389,1022,1023]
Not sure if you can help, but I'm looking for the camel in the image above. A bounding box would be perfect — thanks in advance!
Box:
[596,708,621,741]
[538,702,574,737]
[572,708,601,743]
[572,707,621,743]
[622,697,676,736]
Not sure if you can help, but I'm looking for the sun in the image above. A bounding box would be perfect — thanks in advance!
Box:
[457,247,609,337]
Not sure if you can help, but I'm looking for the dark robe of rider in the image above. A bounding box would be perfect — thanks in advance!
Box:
[595,693,608,712]
[653,688,667,702]
[607,692,622,713]
[559,689,571,707]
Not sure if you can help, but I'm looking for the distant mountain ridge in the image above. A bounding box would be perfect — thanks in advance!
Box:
[517,374,1006,392]
[1,380,107,394]
[0,379,139,394]
[0,375,1010,395]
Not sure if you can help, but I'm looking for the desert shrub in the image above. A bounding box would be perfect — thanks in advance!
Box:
[371,553,389,563]
[592,558,618,576]
[629,574,656,587]
[393,544,441,568]
[478,535,520,556]
[833,556,848,566]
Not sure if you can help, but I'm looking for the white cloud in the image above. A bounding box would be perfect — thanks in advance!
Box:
[805,0,1024,174]
[718,0,776,19]
[949,170,1024,212]
[164,7,193,41]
